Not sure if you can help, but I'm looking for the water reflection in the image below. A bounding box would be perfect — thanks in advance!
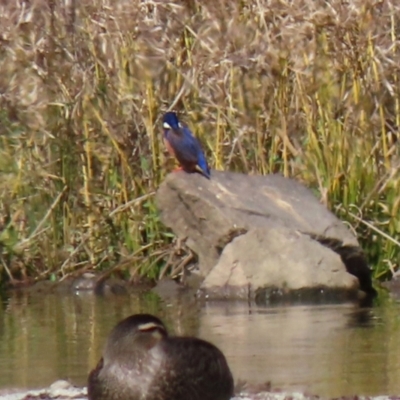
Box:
[1,289,400,398]
[200,302,400,397]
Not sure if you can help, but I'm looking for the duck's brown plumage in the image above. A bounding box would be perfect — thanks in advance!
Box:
[88,314,234,400]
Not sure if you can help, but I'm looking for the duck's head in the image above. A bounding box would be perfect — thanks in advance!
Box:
[103,314,168,365]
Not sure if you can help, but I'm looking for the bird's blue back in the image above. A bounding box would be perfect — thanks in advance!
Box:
[182,126,210,177]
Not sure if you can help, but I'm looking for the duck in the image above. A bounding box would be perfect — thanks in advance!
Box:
[88,313,234,400]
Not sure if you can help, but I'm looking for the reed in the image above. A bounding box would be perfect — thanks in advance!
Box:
[0,0,399,285]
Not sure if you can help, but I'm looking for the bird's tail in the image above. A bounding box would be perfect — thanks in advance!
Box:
[195,165,211,179]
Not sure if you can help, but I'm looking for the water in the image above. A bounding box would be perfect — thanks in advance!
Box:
[1,287,400,398]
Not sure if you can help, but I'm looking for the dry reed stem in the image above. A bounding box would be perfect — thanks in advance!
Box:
[0,0,399,282]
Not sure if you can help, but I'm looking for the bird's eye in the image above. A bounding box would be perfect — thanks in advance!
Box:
[178,123,183,128]
[163,122,171,129]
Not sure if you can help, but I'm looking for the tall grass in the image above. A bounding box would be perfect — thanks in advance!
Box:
[0,0,399,285]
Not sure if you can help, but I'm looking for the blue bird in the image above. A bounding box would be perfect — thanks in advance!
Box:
[162,112,211,179]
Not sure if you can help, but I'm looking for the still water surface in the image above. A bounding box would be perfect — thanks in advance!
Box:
[0,288,400,397]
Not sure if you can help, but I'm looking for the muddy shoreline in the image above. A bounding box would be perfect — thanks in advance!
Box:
[0,381,396,400]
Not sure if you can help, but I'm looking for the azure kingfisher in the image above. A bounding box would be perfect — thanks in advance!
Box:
[162,112,211,179]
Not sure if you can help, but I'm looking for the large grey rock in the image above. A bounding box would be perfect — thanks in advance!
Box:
[156,170,375,302]
[202,227,357,301]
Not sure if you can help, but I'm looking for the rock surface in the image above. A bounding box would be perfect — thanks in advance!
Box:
[156,170,376,302]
